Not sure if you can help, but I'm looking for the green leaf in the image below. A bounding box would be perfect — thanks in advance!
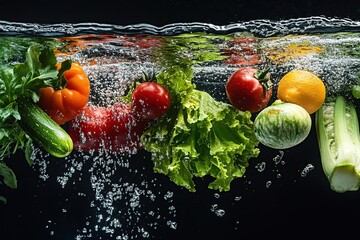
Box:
[0,162,17,189]
[0,195,7,204]
[0,124,25,160]
[39,46,57,68]
[11,45,59,101]
[26,45,41,76]
[0,102,20,124]
[0,37,60,67]
[0,67,15,106]
[24,139,34,166]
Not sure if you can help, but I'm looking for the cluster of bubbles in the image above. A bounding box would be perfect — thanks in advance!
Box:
[32,148,178,239]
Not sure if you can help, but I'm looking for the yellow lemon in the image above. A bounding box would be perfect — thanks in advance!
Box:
[277,69,326,114]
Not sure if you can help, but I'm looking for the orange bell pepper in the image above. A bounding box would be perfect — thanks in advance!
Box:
[38,62,90,125]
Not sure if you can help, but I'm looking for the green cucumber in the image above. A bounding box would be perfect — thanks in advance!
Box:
[17,98,73,158]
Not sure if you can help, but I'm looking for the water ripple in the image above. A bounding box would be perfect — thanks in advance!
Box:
[1,16,360,37]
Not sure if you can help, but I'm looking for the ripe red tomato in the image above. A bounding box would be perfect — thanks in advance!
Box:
[225,68,273,113]
[131,82,171,120]
[109,103,148,150]
[68,103,148,153]
[67,105,112,151]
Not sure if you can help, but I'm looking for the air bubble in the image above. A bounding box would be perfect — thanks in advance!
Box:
[255,162,266,172]
[273,150,285,165]
[214,209,226,217]
[300,164,315,177]
[166,220,178,230]
[234,196,242,201]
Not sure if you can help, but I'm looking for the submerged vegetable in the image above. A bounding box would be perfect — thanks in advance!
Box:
[315,96,360,193]
[141,66,260,192]
[225,67,273,113]
[38,61,91,125]
[68,103,147,153]
[254,100,312,149]
[131,81,171,120]
[18,98,73,158]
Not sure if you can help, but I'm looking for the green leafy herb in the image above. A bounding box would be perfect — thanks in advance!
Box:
[0,43,62,202]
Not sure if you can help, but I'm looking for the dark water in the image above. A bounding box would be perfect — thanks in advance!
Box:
[1,16,360,239]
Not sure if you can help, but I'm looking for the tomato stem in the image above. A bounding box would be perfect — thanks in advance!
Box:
[141,69,157,83]
[254,68,272,92]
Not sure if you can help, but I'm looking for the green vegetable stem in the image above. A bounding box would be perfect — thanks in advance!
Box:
[315,96,360,193]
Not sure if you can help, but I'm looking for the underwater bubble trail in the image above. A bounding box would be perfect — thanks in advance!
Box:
[32,149,178,239]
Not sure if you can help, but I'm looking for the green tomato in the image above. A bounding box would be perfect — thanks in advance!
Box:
[254,100,312,149]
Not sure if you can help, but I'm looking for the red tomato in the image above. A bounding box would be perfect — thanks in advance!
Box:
[225,68,273,113]
[109,103,148,151]
[67,105,112,152]
[131,82,171,120]
[68,103,148,153]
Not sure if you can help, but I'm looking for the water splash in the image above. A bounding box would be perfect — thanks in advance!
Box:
[1,16,360,37]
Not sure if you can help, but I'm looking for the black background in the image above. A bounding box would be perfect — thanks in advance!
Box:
[2,1,360,240]
[1,0,360,25]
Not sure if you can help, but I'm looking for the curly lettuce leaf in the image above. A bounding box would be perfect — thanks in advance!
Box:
[141,67,259,192]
